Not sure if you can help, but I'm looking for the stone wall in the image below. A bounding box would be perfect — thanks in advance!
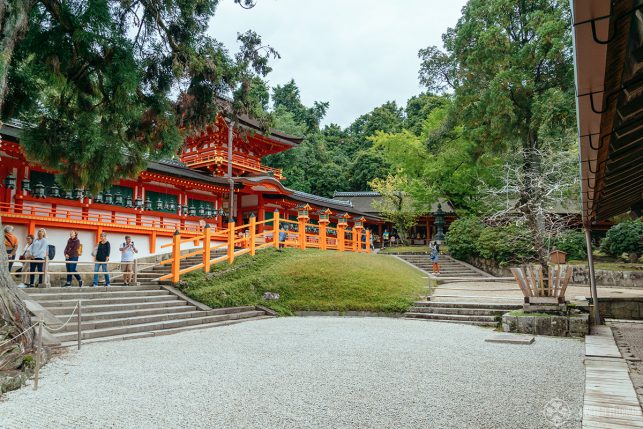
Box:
[502,313,589,337]
[465,257,642,288]
[598,298,643,320]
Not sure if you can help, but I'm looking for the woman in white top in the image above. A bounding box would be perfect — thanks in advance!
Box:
[29,228,48,287]
[16,234,34,287]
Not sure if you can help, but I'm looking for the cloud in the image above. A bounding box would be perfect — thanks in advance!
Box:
[209,0,467,127]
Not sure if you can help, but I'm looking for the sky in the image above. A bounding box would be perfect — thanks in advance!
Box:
[209,0,468,127]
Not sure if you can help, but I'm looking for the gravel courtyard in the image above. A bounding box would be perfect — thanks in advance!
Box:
[0,317,584,429]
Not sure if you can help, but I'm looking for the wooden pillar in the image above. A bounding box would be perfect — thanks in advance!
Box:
[171,233,181,284]
[365,229,371,254]
[203,226,211,273]
[298,217,308,250]
[337,223,346,252]
[257,194,265,233]
[150,231,157,253]
[227,221,235,264]
[427,217,432,241]
[319,221,328,251]
[273,210,280,249]
[249,215,256,256]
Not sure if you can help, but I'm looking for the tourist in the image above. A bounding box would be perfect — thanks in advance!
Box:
[430,243,440,275]
[119,236,138,286]
[29,228,48,287]
[92,232,111,287]
[279,223,288,248]
[369,231,375,251]
[64,230,83,287]
[15,234,34,287]
[4,225,18,271]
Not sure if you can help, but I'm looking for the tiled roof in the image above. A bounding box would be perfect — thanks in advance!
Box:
[333,191,380,197]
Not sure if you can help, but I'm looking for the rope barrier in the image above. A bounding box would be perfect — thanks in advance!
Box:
[44,301,80,332]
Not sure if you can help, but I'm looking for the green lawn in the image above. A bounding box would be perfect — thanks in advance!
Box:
[568,259,642,271]
[181,248,427,315]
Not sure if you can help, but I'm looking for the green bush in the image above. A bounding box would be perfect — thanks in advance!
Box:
[553,230,587,260]
[477,223,537,266]
[445,216,484,260]
[600,219,643,262]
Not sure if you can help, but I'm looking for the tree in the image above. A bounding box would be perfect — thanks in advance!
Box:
[369,175,421,245]
[418,0,576,265]
[0,0,273,368]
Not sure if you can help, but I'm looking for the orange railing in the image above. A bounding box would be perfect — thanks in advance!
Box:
[0,201,203,235]
[159,212,371,283]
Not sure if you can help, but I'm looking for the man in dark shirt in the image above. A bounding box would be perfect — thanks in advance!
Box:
[92,232,111,287]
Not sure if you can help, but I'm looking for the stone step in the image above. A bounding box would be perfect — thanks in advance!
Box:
[404,312,497,323]
[55,305,198,322]
[24,285,162,294]
[58,315,272,347]
[36,294,178,307]
[29,289,170,300]
[430,294,523,301]
[408,306,508,316]
[403,317,497,327]
[46,299,189,315]
[54,310,266,342]
[413,301,522,310]
[55,306,258,332]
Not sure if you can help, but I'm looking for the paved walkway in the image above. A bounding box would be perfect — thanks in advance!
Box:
[0,318,584,429]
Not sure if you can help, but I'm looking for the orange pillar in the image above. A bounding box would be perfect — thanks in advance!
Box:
[298,216,308,250]
[249,215,256,256]
[337,223,346,252]
[171,233,181,284]
[227,221,235,264]
[319,220,328,250]
[203,226,211,273]
[273,210,281,249]
[365,229,371,254]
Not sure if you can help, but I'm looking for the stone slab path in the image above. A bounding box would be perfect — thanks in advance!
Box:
[1,318,584,429]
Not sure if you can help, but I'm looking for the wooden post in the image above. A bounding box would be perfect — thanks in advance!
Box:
[77,300,82,350]
[298,218,306,250]
[171,232,181,284]
[33,320,42,391]
[365,229,371,254]
[249,215,256,256]
[43,257,50,288]
[338,224,346,252]
[227,221,235,264]
[203,227,211,273]
[273,211,280,249]
[353,228,362,253]
[319,222,327,251]
[133,259,139,286]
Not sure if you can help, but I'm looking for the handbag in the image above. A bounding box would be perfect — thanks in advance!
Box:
[91,245,98,257]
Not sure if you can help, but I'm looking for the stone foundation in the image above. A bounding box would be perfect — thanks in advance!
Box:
[502,312,589,337]
[598,298,643,320]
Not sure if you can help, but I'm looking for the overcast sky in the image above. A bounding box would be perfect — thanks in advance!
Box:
[210,0,468,127]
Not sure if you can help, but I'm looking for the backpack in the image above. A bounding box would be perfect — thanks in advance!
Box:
[47,244,56,260]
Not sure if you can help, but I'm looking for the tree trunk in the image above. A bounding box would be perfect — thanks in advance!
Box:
[520,128,548,269]
[0,0,39,364]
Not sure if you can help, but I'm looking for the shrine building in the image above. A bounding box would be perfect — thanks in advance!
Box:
[0,114,384,262]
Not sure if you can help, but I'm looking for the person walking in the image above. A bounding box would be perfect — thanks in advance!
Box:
[92,232,111,287]
[64,230,83,287]
[4,225,18,271]
[29,228,48,287]
[430,242,440,275]
[119,236,138,286]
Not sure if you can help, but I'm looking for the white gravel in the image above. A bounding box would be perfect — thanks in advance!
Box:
[0,317,584,429]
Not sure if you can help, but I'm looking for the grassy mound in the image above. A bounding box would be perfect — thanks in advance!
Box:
[181,248,427,315]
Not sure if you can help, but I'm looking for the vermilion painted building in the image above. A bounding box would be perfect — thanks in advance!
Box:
[0,116,384,262]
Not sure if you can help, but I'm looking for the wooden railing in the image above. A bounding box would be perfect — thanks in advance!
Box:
[159,212,371,283]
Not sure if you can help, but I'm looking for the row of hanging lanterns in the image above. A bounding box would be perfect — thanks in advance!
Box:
[4,174,225,218]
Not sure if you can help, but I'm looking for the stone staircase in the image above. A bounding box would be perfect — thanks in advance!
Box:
[405,301,522,326]
[25,252,271,346]
[396,254,492,279]
[400,254,522,326]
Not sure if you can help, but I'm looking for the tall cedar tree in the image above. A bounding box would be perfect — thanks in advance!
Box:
[0,0,276,368]
[418,0,575,265]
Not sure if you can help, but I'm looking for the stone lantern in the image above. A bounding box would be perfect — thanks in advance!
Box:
[33,182,45,198]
